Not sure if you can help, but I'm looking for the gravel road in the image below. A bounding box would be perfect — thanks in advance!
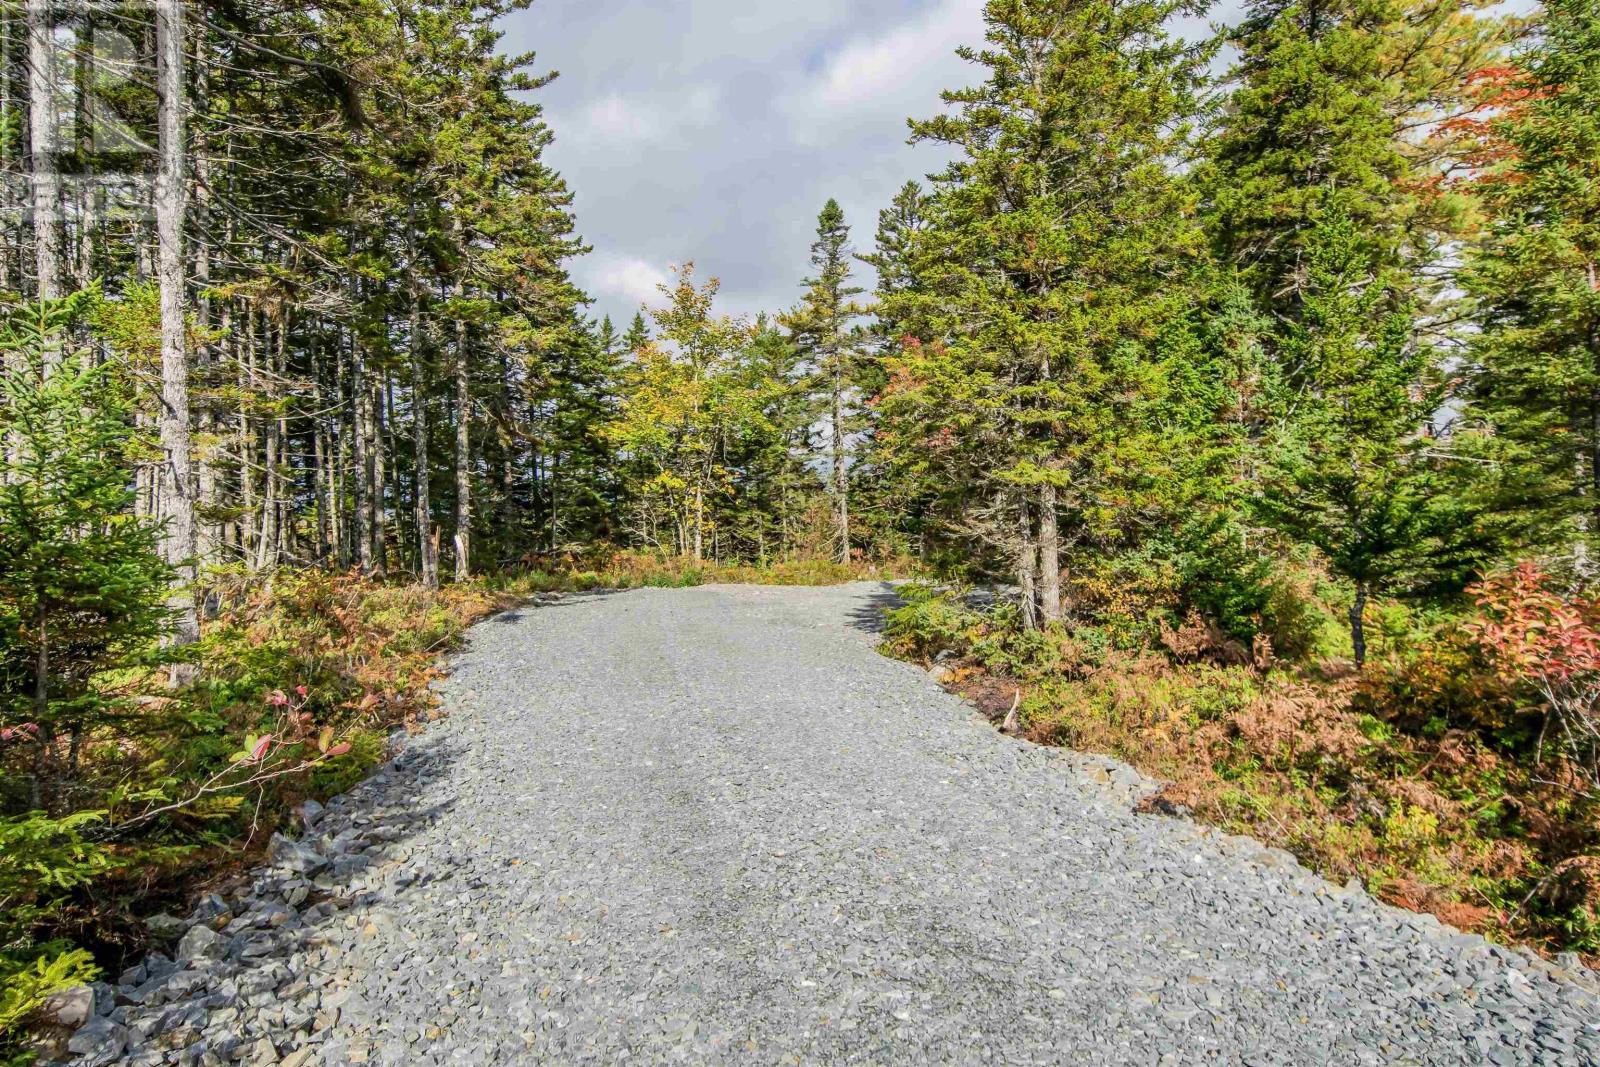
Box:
[78,582,1600,1066]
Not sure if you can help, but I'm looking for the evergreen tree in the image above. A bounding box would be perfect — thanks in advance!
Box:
[623,311,651,353]
[884,0,1210,627]
[1463,0,1600,565]
[860,181,930,351]
[1207,0,1508,323]
[1253,214,1463,666]
[1207,0,1411,323]
[727,317,817,561]
[785,199,866,563]
[0,295,174,807]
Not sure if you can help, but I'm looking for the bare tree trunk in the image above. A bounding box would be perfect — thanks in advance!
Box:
[71,15,92,292]
[254,411,277,569]
[452,310,471,581]
[332,332,349,568]
[412,311,438,588]
[549,453,559,552]
[1349,581,1369,670]
[1590,316,1600,566]
[239,312,257,562]
[372,372,387,575]
[1575,400,1593,577]
[254,316,285,569]
[387,379,402,554]
[154,0,199,677]
[192,40,222,564]
[311,370,330,563]
[352,326,373,574]
[26,0,60,304]
[1038,481,1061,624]
[693,479,704,563]
[322,416,339,565]
[407,210,438,587]
[1,7,16,294]
[831,364,850,564]
[1016,491,1040,632]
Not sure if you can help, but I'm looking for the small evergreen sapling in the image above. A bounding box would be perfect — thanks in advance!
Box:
[0,293,175,807]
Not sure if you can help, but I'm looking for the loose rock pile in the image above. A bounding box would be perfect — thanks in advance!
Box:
[44,728,449,1067]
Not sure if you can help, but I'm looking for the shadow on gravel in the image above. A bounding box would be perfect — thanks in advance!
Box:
[846,582,903,637]
[482,588,638,628]
[87,723,474,1065]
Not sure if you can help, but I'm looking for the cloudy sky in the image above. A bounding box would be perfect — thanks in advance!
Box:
[498,0,1226,327]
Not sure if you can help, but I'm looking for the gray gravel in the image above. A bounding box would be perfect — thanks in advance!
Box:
[71,582,1600,1066]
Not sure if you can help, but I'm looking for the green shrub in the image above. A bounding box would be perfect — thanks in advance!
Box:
[0,810,108,1042]
[882,583,976,663]
[0,945,97,1042]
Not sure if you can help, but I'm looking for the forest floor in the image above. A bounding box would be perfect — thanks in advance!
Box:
[75,584,1600,1066]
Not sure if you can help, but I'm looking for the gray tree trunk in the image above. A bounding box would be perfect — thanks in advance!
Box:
[1016,492,1040,632]
[409,215,438,589]
[154,0,200,673]
[192,42,221,564]
[413,339,437,587]
[453,308,471,581]
[239,312,258,562]
[351,306,373,573]
[831,362,850,564]
[371,371,387,575]
[1038,481,1061,623]
[1349,581,1369,670]
[71,17,92,292]
[26,0,60,303]
[1,9,16,293]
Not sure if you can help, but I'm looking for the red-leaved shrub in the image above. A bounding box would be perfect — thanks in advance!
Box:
[1466,562,1600,790]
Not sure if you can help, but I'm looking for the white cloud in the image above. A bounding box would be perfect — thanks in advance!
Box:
[502,0,986,325]
[583,94,656,141]
[781,0,985,142]
[569,85,723,149]
[586,255,670,310]
[817,0,980,107]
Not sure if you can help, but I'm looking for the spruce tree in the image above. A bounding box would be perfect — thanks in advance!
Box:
[1207,0,1410,322]
[886,0,1209,626]
[860,181,930,347]
[1463,0,1600,565]
[785,199,866,563]
[0,295,173,807]
[1253,214,1461,667]
[623,312,651,354]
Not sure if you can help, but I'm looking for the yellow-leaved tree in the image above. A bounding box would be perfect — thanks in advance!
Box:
[608,265,764,561]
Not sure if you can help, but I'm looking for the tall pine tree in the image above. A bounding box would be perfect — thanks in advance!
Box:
[882,0,1209,626]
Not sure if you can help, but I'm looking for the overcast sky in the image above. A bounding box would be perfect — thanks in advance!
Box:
[498,0,1227,328]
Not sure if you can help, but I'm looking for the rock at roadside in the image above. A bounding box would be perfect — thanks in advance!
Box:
[143,913,187,941]
[66,1016,128,1066]
[268,833,328,875]
[298,799,325,830]
[175,923,227,964]
[41,984,94,1029]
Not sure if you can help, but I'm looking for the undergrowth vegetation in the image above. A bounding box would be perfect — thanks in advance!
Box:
[883,571,1600,964]
[0,551,886,1055]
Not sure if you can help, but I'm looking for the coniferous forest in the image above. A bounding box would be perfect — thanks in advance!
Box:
[3,0,1600,1047]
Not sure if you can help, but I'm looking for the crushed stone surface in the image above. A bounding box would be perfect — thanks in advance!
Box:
[76,583,1600,1066]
